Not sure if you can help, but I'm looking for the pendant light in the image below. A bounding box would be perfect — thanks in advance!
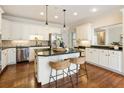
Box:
[63,9,66,29]
[45,5,48,25]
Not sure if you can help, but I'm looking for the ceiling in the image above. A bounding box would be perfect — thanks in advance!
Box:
[1,5,124,26]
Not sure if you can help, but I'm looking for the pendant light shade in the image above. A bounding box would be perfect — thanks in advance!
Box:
[63,9,66,28]
[45,5,48,25]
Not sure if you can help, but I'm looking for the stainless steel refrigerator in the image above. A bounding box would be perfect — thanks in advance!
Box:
[49,33,63,49]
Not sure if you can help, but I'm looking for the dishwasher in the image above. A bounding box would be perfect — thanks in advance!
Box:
[16,48,29,63]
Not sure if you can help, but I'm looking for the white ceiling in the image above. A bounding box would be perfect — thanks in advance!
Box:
[1,5,124,26]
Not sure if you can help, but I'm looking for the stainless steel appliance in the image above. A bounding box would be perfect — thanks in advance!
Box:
[49,33,64,49]
[16,48,29,63]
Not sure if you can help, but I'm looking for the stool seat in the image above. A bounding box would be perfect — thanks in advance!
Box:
[70,57,85,64]
[49,59,70,70]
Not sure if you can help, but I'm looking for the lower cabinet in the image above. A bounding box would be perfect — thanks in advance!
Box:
[108,50,122,72]
[8,48,16,65]
[1,49,8,70]
[1,48,16,70]
[86,48,122,72]
[99,50,109,68]
[86,48,99,64]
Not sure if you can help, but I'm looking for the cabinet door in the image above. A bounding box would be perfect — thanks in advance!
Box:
[76,23,92,41]
[99,50,109,67]
[1,49,8,70]
[91,49,99,64]
[8,48,16,65]
[1,50,5,70]
[29,48,35,62]
[2,20,12,40]
[86,48,92,62]
[109,51,122,72]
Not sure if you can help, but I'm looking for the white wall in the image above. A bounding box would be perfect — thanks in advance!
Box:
[122,9,124,73]
[92,12,122,28]
[107,27,122,45]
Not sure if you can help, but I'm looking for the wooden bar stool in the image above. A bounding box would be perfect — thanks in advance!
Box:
[49,59,74,88]
[70,57,88,86]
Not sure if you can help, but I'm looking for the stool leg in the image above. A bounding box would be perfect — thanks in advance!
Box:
[76,64,79,86]
[84,62,88,79]
[63,70,64,82]
[49,68,52,87]
[68,67,74,88]
[56,70,58,88]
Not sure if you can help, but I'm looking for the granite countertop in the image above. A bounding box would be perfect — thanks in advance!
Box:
[1,45,50,50]
[91,45,122,51]
[35,49,80,56]
[75,45,122,51]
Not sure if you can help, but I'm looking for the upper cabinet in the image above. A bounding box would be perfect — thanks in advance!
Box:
[76,23,93,45]
[0,7,4,34]
[2,19,62,40]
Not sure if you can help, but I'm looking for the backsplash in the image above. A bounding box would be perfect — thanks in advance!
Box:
[2,40,49,47]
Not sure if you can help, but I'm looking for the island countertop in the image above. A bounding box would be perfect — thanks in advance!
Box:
[35,49,80,56]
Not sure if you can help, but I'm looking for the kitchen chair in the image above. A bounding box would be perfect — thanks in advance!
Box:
[49,59,74,88]
[70,57,88,86]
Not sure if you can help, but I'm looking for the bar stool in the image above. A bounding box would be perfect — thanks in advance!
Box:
[70,57,88,85]
[49,59,74,88]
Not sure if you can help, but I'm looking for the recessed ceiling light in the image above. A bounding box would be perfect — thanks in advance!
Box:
[40,12,44,16]
[91,8,98,12]
[73,12,78,16]
[54,15,58,19]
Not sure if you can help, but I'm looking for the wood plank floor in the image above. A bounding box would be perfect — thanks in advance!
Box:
[0,62,124,88]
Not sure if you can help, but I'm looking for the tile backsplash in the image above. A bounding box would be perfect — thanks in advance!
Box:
[2,40,49,47]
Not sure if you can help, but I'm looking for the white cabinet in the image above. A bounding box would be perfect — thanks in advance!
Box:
[86,48,122,73]
[2,19,62,40]
[86,48,99,64]
[76,23,93,43]
[0,7,4,34]
[99,50,109,68]
[8,48,16,65]
[2,20,12,40]
[109,50,122,72]
[1,49,8,70]
[1,48,16,70]
[91,49,99,64]
[29,47,36,62]
[86,48,93,62]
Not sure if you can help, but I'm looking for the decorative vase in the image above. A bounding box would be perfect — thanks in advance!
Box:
[114,45,119,50]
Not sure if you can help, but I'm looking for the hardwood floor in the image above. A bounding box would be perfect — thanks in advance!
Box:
[0,62,40,88]
[0,62,124,88]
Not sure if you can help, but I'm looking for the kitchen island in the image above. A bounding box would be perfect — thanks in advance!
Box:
[35,49,80,85]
